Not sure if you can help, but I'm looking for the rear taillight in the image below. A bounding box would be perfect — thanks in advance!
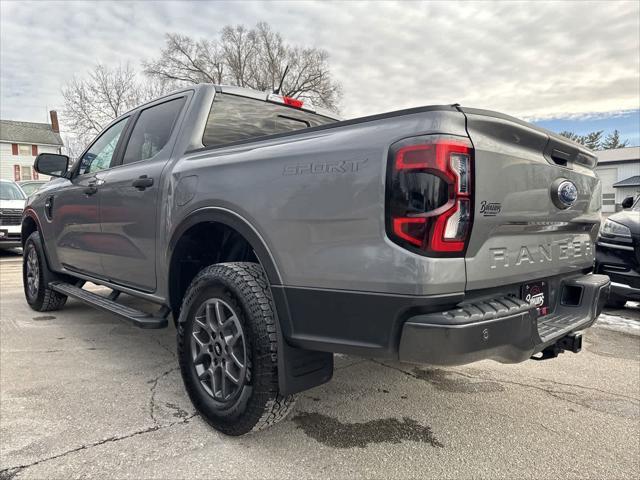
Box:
[385,135,473,256]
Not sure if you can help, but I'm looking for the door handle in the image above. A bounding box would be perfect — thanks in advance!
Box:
[83,178,104,196]
[132,175,154,190]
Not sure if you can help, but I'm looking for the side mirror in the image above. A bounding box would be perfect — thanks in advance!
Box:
[621,196,634,209]
[34,153,69,178]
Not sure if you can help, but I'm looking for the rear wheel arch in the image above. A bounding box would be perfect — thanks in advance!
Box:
[167,208,283,318]
[169,208,333,398]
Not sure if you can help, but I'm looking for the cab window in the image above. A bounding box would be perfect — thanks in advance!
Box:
[202,93,335,147]
[122,98,185,165]
[77,118,128,175]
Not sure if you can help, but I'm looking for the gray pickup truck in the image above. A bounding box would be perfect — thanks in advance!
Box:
[23,84,610,435]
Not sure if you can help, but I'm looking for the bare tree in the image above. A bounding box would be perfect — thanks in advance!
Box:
[61,22,342,154]
[221,25,258,88]
[250,22,286,92]
[143,33,225,84]
[143,22,342,111]
[62,63,136,138]
[61,63,170,149]
[282,47,341,109]
[60,133,87,161]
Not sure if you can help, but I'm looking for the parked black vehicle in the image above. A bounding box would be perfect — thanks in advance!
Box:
[596,195,640,307]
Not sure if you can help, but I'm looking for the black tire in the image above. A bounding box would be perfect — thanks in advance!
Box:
[23,231,67,312]
[177,262,295,435]
[606,297,627,309]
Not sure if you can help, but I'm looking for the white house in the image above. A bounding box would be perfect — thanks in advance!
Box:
[595,146,640,212]
[0,111,64,182]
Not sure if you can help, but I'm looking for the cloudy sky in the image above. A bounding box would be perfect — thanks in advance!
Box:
[1,0,639,143]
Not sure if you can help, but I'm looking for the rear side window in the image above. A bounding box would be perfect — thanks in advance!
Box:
[202,94,335,147]
[122,97,185,165]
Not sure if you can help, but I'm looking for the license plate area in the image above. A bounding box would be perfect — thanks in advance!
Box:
[521,280,549,315]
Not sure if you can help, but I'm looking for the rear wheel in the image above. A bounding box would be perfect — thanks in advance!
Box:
[177,262,294,435]
[23,231,67,312]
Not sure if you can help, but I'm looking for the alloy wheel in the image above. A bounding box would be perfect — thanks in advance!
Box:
[25,244,40,298]
[191,298,247,402]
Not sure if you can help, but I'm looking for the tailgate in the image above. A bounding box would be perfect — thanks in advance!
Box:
[461,108,601,290]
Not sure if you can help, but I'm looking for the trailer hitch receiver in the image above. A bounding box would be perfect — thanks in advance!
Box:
[532,332,583,360]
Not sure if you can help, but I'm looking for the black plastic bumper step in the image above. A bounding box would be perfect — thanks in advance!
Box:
[49,282,168,329]
[537,313,588,343]
[537,273,610,344]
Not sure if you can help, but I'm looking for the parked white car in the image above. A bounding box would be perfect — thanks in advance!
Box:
[18,180,48,196]
[0,179,26,249]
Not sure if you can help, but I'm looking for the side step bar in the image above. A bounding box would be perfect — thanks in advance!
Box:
[49,282,168,329]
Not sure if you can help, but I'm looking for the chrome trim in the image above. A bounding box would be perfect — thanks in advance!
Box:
[596,241,635,251]
[610,281,640,297]
[602,264,630,272]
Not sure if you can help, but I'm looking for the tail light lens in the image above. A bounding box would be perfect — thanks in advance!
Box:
[282,96,304,108]
[267,93,306,110]
[385,135,473,256]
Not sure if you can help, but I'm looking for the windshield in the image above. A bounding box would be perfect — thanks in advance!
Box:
[19,182,44,196]
[0,182,26,201]
[633,196,640,212]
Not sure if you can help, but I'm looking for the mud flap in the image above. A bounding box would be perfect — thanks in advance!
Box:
[271,286,333,396]
[277,338,334,396]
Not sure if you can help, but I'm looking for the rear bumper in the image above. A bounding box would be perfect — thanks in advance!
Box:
[398,273,610,366]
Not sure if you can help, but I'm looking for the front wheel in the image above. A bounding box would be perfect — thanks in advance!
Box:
[23,231,67,311]
[177,262,295,436]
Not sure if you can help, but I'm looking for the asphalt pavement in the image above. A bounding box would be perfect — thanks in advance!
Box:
[1,249,639,479]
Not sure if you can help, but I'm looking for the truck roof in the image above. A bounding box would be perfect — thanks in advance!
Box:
[137,83,340,121]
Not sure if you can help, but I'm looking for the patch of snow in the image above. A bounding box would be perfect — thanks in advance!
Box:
[596,310,640,335]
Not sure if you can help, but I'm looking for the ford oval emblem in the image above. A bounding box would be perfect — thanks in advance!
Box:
[557,180,578,208]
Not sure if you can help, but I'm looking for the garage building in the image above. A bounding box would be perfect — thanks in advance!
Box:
[595,146,640,212]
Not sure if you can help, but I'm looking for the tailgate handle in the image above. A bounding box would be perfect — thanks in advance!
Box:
[550,148,571,167]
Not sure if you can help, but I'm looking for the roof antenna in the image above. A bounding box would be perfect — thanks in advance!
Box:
[273,65,289,95]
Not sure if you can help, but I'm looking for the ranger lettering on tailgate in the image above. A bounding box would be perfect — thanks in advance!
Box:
[490,238,594,270]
